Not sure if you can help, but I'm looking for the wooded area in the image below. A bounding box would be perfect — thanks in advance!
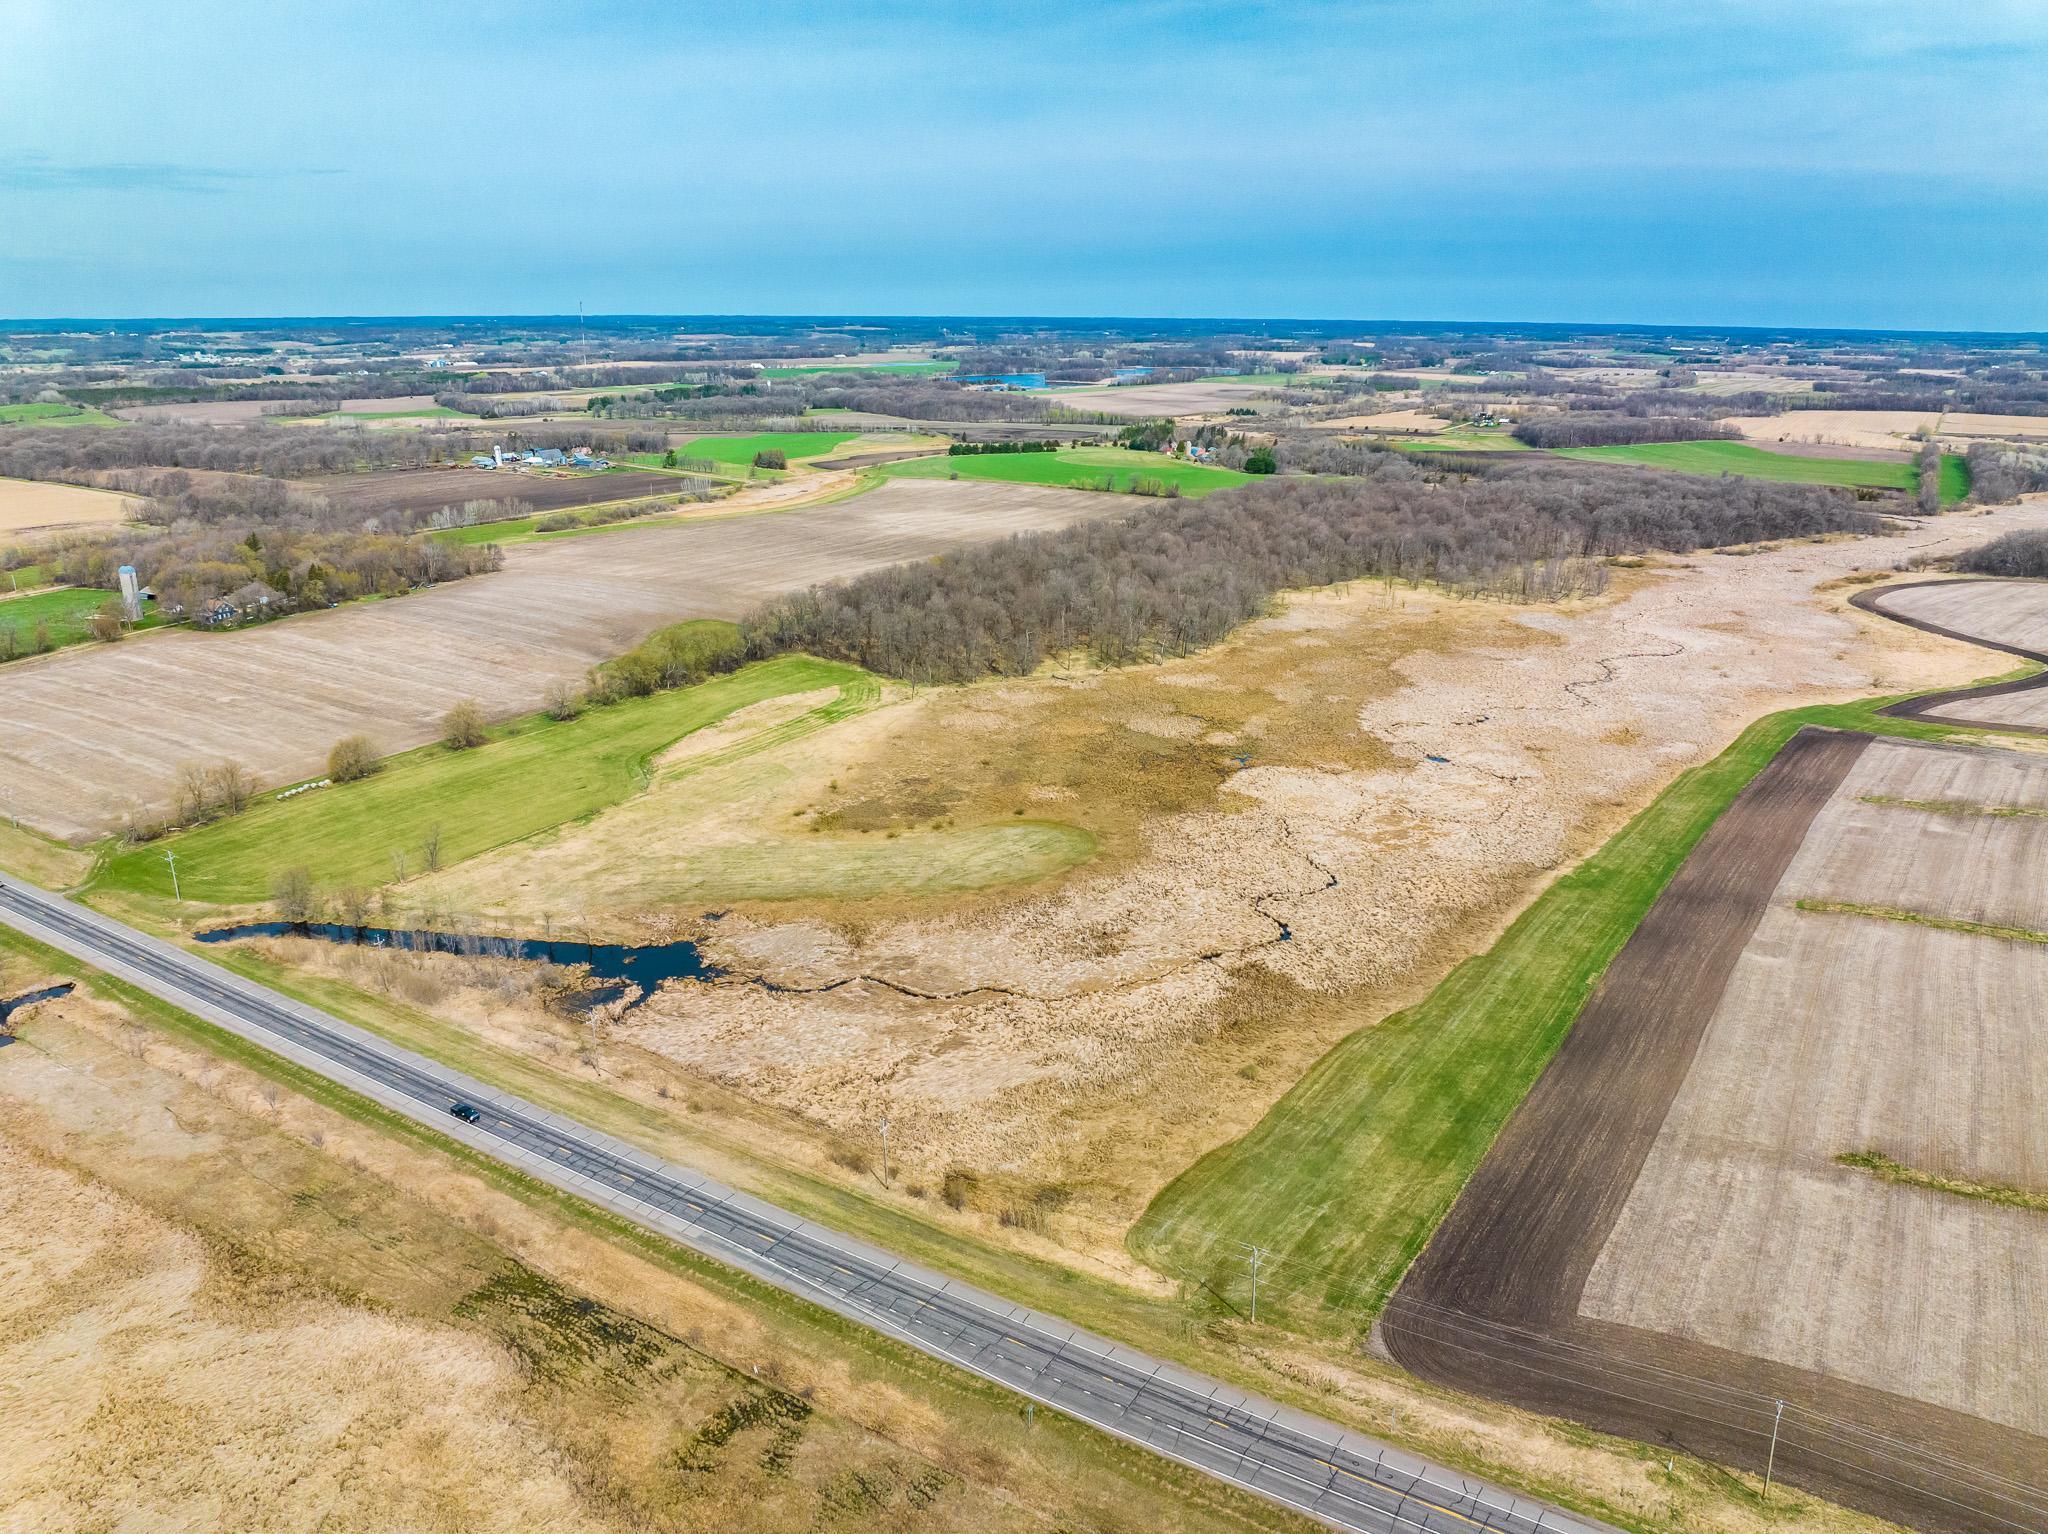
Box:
[741,459,1882,682]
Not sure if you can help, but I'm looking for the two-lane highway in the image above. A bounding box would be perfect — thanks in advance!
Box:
[0,876,1603,1534]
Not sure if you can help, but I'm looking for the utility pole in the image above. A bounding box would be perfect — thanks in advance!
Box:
[163,849,180,901]
[578,301,589,368]
[878,1115,891,1184]
[1239,1242,1270,1325]
[1762,1398,1786,1504]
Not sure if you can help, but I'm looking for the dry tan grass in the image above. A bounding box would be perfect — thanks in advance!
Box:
[333,501,2048,1272]
[1730,409,2048,452]
[0,983,1295,1534]
[1310,409,1446,433]
[1047,379,1284,416]
[0,476,137,536]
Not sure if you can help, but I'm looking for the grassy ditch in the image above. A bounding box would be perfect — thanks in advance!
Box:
[1795,897,2048,948]
[1836,1150,2048,1215]
[1132,681,2034,1333]
[1856,792,2048,820]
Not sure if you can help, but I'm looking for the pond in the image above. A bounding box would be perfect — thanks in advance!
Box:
[960,372,1046,389]
[194,922,719,1012]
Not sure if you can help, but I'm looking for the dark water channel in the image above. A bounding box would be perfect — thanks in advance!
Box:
[0,981,75,1030]
[194,922,719,1013]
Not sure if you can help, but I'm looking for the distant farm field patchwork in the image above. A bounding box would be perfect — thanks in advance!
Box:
[881,446,1252,497]
[1557,439,1965,499]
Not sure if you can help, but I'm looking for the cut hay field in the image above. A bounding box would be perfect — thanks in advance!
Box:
[0,475,139,535]
[882,446,1252,497]
[91,652,872,904]
[0,479,1121,841]
[1555,438,1959,493]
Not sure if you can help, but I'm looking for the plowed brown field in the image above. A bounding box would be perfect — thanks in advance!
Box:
[1386,730,2048,1534]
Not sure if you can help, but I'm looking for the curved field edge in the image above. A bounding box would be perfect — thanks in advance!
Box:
[1130,668,2040,1330]
[89,652,874,904]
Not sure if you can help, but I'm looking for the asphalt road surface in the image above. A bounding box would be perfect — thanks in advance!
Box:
[0,877,1604,1534]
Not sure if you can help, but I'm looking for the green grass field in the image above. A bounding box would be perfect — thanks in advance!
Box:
[93,648,870,904]
[1941,451,1973,503]
[0,401,124,428]
[881,446,1253,498]
[1132,682,2027,1331]
[0,586,122,650]
[1556,440,1970,502]
[760,361,955,378]
[675,431,859,465]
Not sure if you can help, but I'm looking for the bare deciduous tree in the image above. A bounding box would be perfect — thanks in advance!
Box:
[272,865,319,923]
[207,761,255,818]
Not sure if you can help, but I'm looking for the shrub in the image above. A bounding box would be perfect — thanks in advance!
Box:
[940,1168,978,1210]
[1955,527,2048,577]
[588,620,745,702]
[441,699,487,749]
[543,679,584,720]
[753,448,787,470]
[327,734,380,782]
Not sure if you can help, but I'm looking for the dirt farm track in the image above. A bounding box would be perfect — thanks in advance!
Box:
[0,480,1119,841]
[1385,721,2048,1534]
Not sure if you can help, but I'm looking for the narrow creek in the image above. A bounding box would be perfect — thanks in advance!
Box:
[0,981,75,1031]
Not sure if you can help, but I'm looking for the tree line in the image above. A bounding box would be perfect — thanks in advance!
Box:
[1511,413,1740,448]
[737,458,1883,684]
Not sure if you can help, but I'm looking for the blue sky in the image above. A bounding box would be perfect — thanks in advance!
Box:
[3,0,2044,328]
